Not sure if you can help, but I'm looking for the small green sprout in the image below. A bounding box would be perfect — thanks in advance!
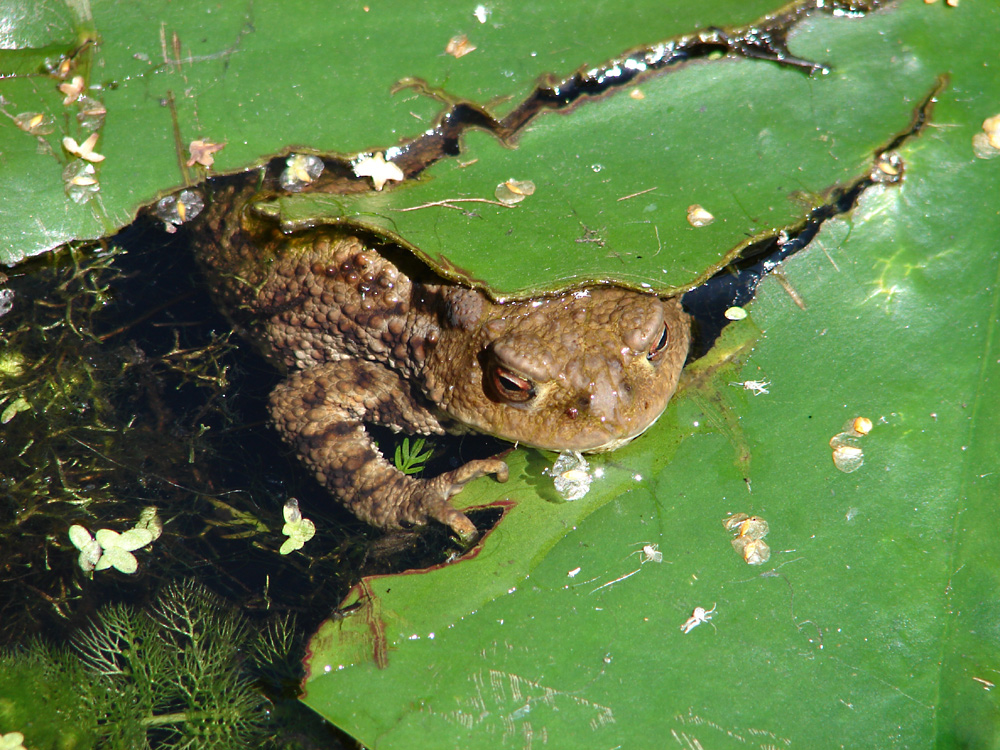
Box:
[0,732,26,750]
[279,498,315,555]
[68,507,162,575]
[68,525,102,572]
[0,351,25,378]
[135,505,164,540]
[1,396,30,424]
[93,528,154,574]
[394,436,433,475]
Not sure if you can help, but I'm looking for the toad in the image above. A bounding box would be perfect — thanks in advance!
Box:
[194,182,690,541]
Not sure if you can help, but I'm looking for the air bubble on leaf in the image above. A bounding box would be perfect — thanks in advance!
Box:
[546,450,593,501]
[156,190,205,226]
[740,538,771,565]
[832,444,864,473]
[280,153,324,191]
[495,178,535,206]
[872,151,903,183]
[76,96,107,130]
[973,115,1000,159]
[13,112,55,135]
[62,160,99,204]
[686,204,715,227]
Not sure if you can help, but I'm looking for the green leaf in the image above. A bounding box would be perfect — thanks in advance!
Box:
[0,0,777,265]
[393,437,434,476]
[299,1,1000,747]
[4,0,998,746]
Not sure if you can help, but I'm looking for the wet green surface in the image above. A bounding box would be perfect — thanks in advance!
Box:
[299,1,1000,747]
[3,0,999,747]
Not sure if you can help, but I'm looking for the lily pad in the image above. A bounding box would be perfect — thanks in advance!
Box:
[4,0,999,746]
[0,0,775,265]
[299,0,1000,746]
[2,0,911,302]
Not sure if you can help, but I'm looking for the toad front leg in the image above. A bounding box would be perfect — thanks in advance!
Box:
[269,360,508,542]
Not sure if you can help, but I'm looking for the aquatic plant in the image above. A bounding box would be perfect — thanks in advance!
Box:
[0,581,298,749]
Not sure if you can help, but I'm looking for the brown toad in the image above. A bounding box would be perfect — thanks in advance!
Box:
[194,183,690,541]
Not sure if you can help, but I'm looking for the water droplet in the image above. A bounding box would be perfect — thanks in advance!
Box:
[13,112,55,135]
[546,450,593,501]
[495,178,535,206]
[280,154,324,191]
[62,160,99,204]
[155,189,205,226]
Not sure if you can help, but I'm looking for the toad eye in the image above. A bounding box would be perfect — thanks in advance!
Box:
[647,323,670,361]
[492,366,535,403]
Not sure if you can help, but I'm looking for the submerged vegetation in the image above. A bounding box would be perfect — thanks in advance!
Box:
[0,581,297,749]
[0,234,436,645]
[0,231,484,747]
[0,236,241,643]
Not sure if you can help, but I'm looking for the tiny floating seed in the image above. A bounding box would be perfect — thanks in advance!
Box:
[723,513,750,532]
[737,516,769,541]
[445,34,476,58]
[853,416,873,435]
[724,512,771,565]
